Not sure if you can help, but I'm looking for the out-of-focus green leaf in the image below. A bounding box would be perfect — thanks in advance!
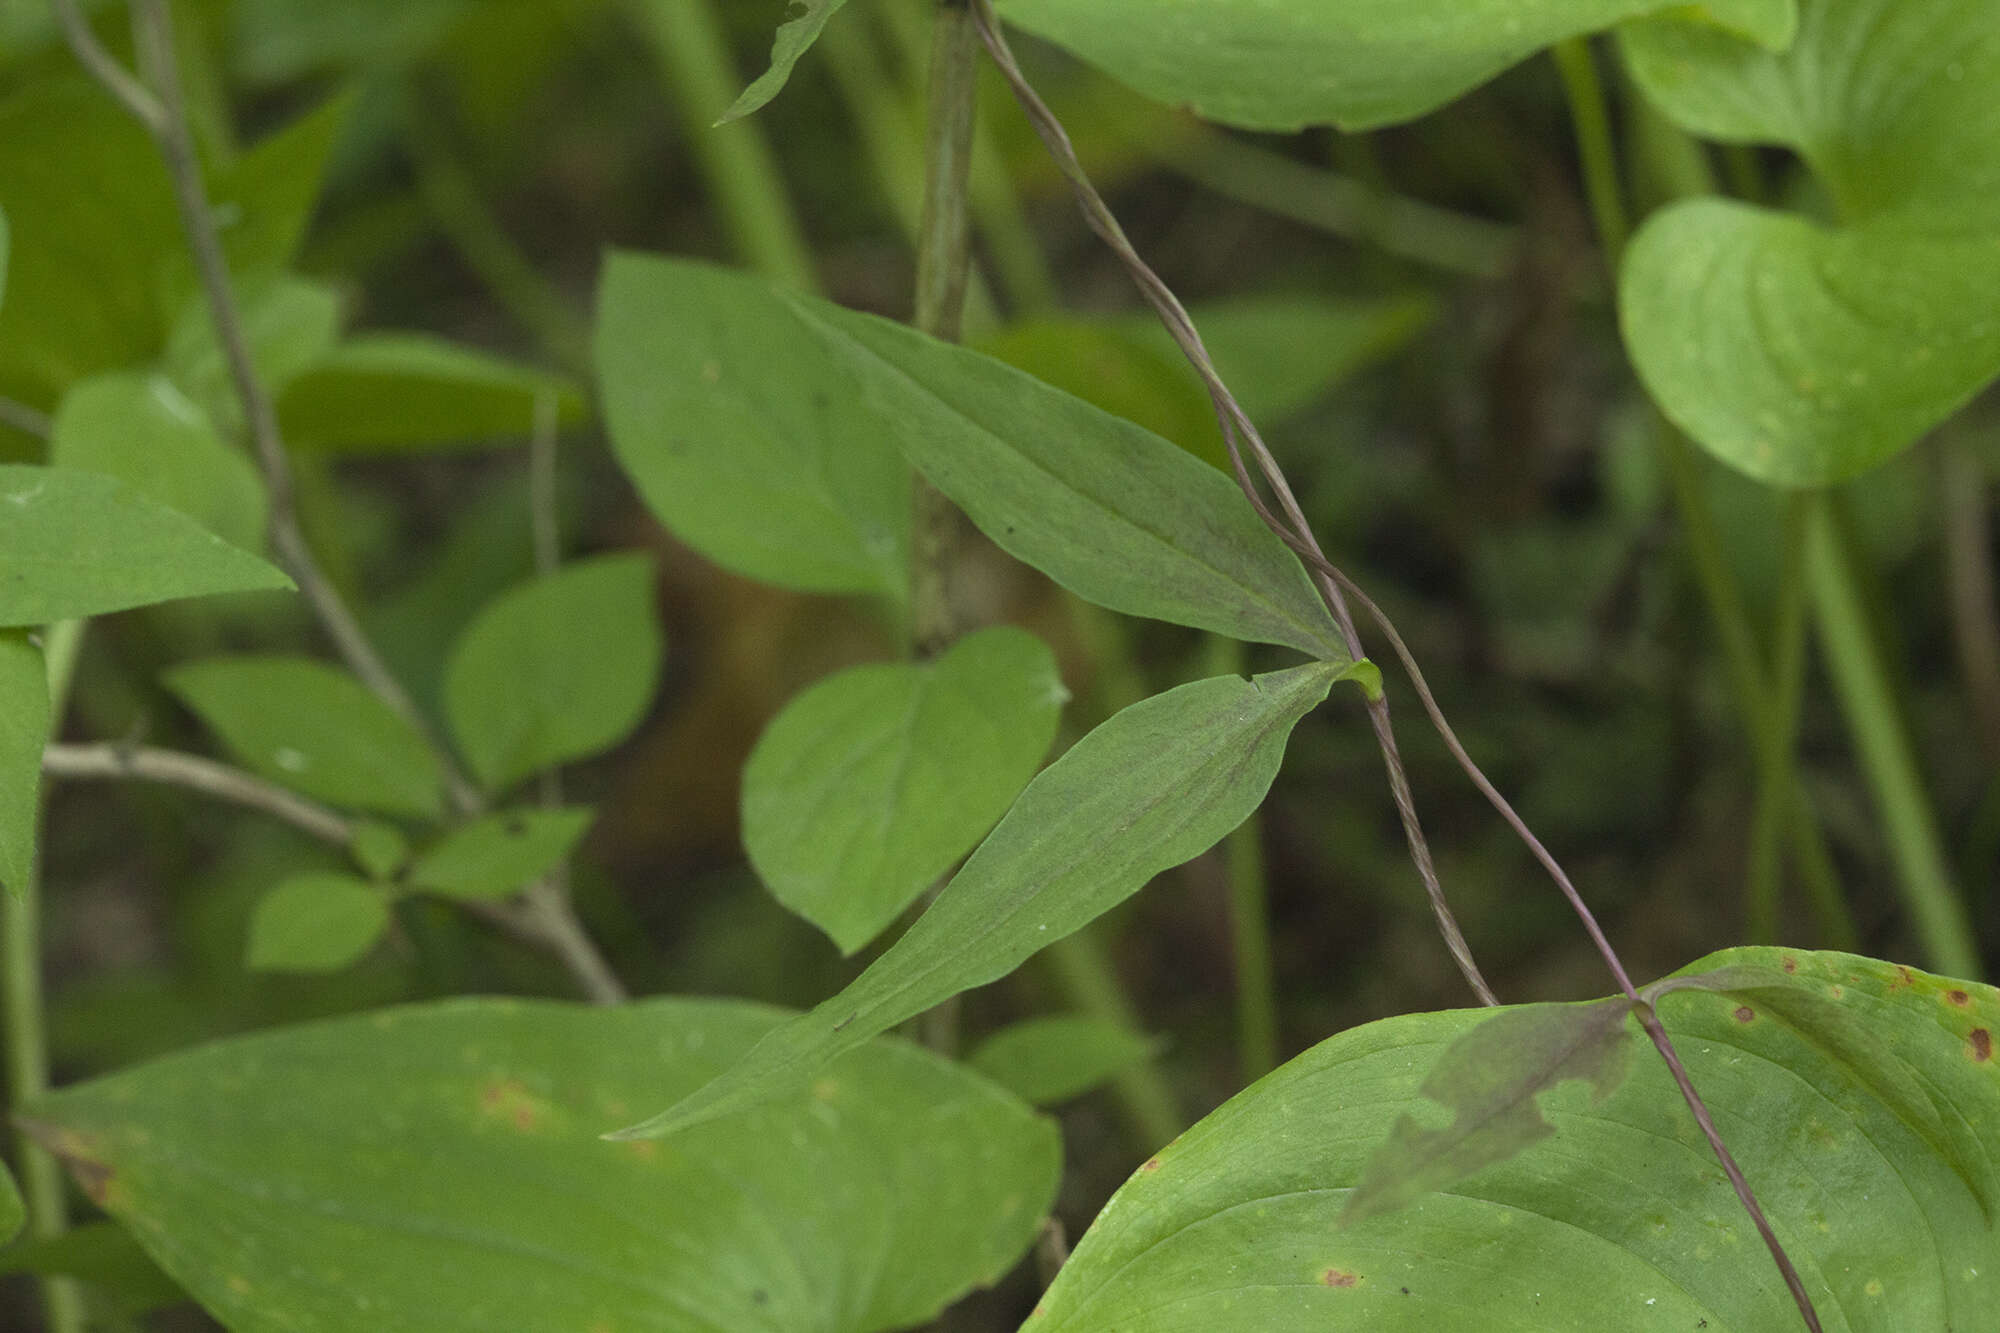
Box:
[743,627,1066,954]
[245,872,390,972]
[1031,948,2000,1330]
[206,92,351,281]
[407,808,594,901]
[164,273,342,435]
[968,1015,1161,1106]
[442,554,663,793]
[164,656,445,819]
[991,0,1792,132]
[232,0,472,80]
[721,0,854,123]
[279,335,586,454]
[615,661,1346,1139]
[0,465,292,626]
[0,1154,21,1245]
[0,1222,184,1320]
[595,253,910,601]
[0,630,45,898]
[0,203,9,314]
[347,820,410,881]
[1342,996,1635,1225]
[1619,0,2000,484]
[23,997,1059,1332]
[49,371,267,553]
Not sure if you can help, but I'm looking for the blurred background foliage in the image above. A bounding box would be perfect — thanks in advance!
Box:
[3,0,1997,1326]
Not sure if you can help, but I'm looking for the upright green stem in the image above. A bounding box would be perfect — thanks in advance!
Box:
[1552,38,1629,266]
[6,621,88,1333]
[1040,934,1183,1148]
[628,0,819,292]
[1204,635,1278,1083]
[1808,502,1980,978]
[1746,493,1812,943]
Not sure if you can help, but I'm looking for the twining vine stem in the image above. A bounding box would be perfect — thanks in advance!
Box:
[55,0,626,1008]
[969,3,1818,1324]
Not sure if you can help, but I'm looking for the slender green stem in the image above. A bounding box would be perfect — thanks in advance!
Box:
[1808,501,1979,978]
[6,622,88,1333]
[627,0,819,292]
[1552,38,1629,266]
[1039,933,1183,1149]
[1204,635,1278,1083]
[1746,493,1812,942]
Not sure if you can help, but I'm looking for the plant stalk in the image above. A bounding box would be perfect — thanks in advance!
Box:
[1746,493,1812,943]
[1204,636,1279,1083]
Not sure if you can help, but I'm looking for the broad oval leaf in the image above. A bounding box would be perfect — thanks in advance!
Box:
[991,0,1793,133]
[0,631,47,898]
[1619,0,2000,485]
[279,335,587,455]
[165,656,446,819]
[442,554,664,793]
[968,1015,1161,1107]
[743,626,1067,954]
[245,872,391,973]
[595,253,911,602]
[22,997,1060,1332]
[407,807,595,901]
[615,660,1347,1139]
[1032,948,2000,1330]
[0,465,292,627]
[50,371,267,553]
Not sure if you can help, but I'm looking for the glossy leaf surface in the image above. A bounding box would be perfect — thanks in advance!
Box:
[1620,0,2000,484]
[408,808,595,901]
[23,997,1059,1332]
[1033,948,2000,1330]
[165,656,445,819]
[743,627,1066,954]
[0,631,46,898]
[617,661,1345,1139]
[991,0,1792,132]
[443,554,663,793]
[245,873,390,973]
[0,465,291,627]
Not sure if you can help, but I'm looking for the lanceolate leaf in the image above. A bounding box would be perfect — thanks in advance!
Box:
[1032,949,2000,1330]
[968,1015,1162,1107]
[743,627,1067,954]
[0,465,292,627]
[0,631,48,899]
[990,0,1793,133]
[408,808,595,901]
[1342,996,1635,1225]
[615,660,1347,1140]
[23,998,1059,1333]
[1619,0,2000,485]
[721,0,854,123]
[165,656,446,819]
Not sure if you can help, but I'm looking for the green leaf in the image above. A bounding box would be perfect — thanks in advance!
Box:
[1619,0,2000,485]
[49,371,268,553]
[245,872,390,972]
[205,93,350,279]
[442,554,664,792]
[1341,996,1636,1225]
[0,632,47,900]
[0,465,292,626]
[615,660,1345,1139]
[720,0,854,123]
[1032,948,2000,1330]
[968,1015,1162,1106]
[595,253,910,601]
[279,335,588,455]
[347,820,410,881]
[0,1223,184,1320]
[164,656,445,819]
[0,203,10,315]
[22,997,1059,1332]
[163,274,342,436]
[990,0,1793,133]
[0,1154,20,1245]
[407,807,595,901]
[743,627,1066,954]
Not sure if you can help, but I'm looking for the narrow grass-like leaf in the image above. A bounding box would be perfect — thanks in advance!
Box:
[0,1155,20,1245]
[0,631,46,899]
[721,0,854,123]
[23,997,1058,1332]
[743,626,1066,954]
[1032,948,2000,1330]
[165,656,445,819]
[408,808,595,901]
[614,660,1347,1140]
[0,465,292,627]
[442,554,664,793]
[245,873,390,972]
[968,1015,1162,1107]
[1341,996,1635,1225]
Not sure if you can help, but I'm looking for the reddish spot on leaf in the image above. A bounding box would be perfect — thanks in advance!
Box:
[1781,956,1797,974]
[1321,1268,1358,1289]
[1733,1006,1755,1023]
[1891,966,1915,990]
[1949,989,1972,1008]
[1970,1029,1992,1062]
[1138,1157,1162,1173]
